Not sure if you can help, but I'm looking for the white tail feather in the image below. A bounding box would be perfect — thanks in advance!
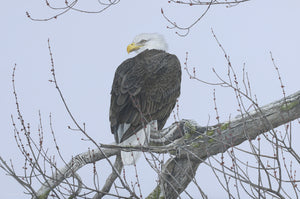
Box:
[120,121,157,165]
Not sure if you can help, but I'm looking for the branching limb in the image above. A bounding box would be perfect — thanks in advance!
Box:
[148,90,300,198]
[26,0,120,21]
[34,90,300,198]
[35,148,118,198]
[162,0,251,36]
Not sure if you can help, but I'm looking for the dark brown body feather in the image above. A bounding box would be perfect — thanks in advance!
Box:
[109,49,181,143]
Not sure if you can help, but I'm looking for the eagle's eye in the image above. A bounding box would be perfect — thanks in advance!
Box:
[138,39,148,44]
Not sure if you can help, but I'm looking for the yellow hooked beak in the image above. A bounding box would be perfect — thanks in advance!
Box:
[127,42,142,53]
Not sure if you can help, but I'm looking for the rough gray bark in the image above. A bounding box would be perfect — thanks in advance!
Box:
[35,90,300,198]
[148,90,300,199]
[35,148,119,198]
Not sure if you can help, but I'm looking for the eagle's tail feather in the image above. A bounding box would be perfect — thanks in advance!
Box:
[120,121,157,165]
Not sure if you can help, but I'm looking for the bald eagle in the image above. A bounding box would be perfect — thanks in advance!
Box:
[109,33,181,165]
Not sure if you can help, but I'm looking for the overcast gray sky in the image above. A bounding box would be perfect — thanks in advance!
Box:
[1,0,300,198]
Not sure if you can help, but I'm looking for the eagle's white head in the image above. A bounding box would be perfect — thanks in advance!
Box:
[127,33,168,54]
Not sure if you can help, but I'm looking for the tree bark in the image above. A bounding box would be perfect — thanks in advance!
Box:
[147,90,300,198]
[35,90,300,198]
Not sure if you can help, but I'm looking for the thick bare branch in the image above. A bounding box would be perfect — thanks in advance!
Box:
[35,148,118,198]
[35,90,300,198]
[149,90,300,198]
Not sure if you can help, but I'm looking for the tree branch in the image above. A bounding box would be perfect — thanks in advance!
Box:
[35,90,300,198]
[35,148,118,198]
[149,90,300,198]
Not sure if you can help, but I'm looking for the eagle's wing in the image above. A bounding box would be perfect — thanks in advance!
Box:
[110,49,181,143]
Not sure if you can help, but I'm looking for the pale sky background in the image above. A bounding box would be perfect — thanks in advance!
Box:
[1,0,300,198]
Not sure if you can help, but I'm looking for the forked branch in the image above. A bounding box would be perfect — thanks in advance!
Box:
[35,90,300,198]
